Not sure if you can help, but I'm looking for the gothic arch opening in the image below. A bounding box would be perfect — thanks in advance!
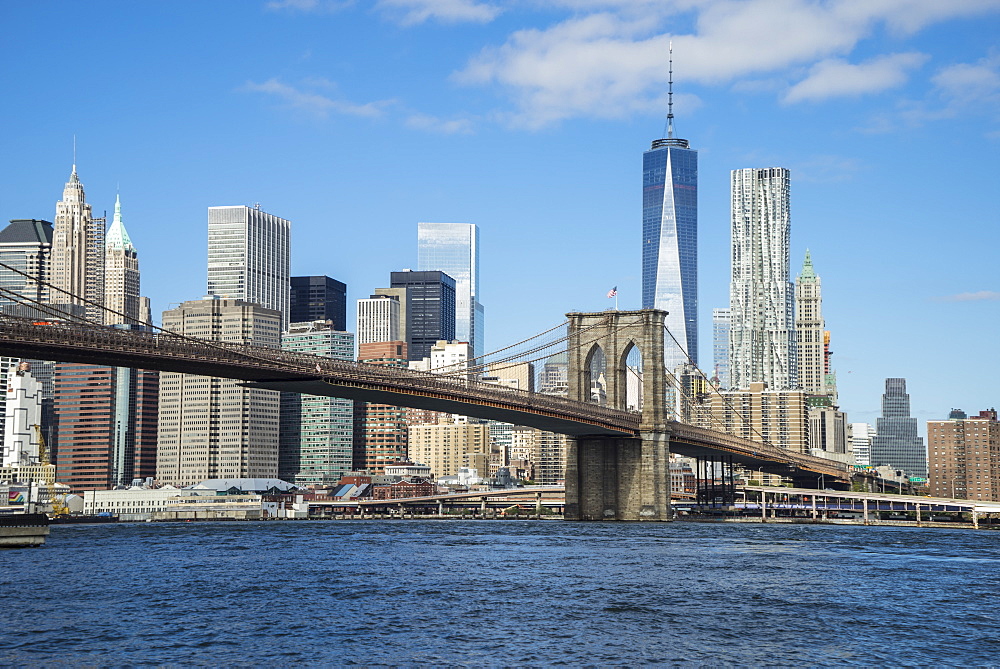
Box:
[620,341,644,413]
[584,344,607,406]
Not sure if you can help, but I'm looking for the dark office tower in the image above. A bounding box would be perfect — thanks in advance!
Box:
[871,378,927,479]
[642,46,698,371]
[290,276,347,331]
[53,351,158,493]
[390,270,456,361]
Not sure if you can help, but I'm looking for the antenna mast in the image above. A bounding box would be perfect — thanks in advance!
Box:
[666,40,674,139]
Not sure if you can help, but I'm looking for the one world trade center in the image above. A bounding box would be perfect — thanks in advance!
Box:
[641,48,697,371]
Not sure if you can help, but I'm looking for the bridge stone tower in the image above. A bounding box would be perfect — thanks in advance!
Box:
[565,309,672,521]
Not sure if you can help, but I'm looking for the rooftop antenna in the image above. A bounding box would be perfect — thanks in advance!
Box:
[663,40,675,139]
[72,135,77,173]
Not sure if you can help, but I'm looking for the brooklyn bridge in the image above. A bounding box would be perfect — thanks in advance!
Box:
[0,302,852,520]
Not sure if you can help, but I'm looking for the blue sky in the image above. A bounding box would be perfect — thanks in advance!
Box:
[1,0,999,433]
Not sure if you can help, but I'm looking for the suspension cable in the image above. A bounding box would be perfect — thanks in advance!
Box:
[661,322,772,446]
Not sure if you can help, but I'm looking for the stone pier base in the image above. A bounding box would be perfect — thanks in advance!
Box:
[565,432,671,521]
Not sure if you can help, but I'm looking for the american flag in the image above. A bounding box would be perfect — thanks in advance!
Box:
[607,286,617,299]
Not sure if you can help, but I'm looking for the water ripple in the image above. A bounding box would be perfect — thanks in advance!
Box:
[1,521,998,665]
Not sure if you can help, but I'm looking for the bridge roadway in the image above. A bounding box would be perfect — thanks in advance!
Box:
[0,315,849,482]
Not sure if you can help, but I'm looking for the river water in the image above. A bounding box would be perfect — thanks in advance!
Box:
[2,520,998,666]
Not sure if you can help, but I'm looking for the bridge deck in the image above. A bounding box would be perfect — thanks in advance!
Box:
[0,316,849,481]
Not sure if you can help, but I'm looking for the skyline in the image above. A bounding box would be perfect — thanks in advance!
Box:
[2,1,999,434]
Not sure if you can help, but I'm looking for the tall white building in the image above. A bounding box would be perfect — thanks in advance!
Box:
[409,339,471,376]
[729,167,796,391]
[417,222,484,358]
[356,294,400,345]
[52,165,105,320]
[850,422,876,466]
[795,250,825,394]
[104,194,141,325]
[156,298,282,487]
[207,205,290,329]
[1,362,43,467]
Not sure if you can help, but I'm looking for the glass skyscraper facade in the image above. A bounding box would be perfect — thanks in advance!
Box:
[729,167,796,391]
[417,222,483,358]
[871,378,927,479]
[390,270,456,362]
[712,308,730,389]
[642,137,698,370]
[280,321,355,487]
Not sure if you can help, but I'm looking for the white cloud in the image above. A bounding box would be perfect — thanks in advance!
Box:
[783,52,929,103]
[406,113,476,133]
[243,78,392,118]
[936,290,1000,302]
[454,0,1000,127]
[931,53,1000,111]
[376,0,501,25]
[861,51,1000,132]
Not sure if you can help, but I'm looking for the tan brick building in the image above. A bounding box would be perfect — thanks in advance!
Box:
[408,419,488,479]
[693,381,809,453]
[928,409,1000,501]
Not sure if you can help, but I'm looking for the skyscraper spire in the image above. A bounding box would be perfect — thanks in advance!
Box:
[644,39,698,374]
[104,192,140,324]
[106,193,134,251]
[800,248,816,281]
[666,40,675,139]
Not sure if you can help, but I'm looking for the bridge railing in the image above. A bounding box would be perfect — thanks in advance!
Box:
[0,316,854,475]
[669,421,850,476]
[0,315,637,430]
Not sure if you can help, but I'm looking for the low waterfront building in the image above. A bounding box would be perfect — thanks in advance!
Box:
[186,478,298,495]
[669,459,696,495]
[83,485,214,520]
[384,460,432,478]
[371,477,435,500]
[154,493,306,520]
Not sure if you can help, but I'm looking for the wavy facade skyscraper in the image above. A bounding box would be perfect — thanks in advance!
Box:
[729,167,796,391]
[641,49,697,370]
